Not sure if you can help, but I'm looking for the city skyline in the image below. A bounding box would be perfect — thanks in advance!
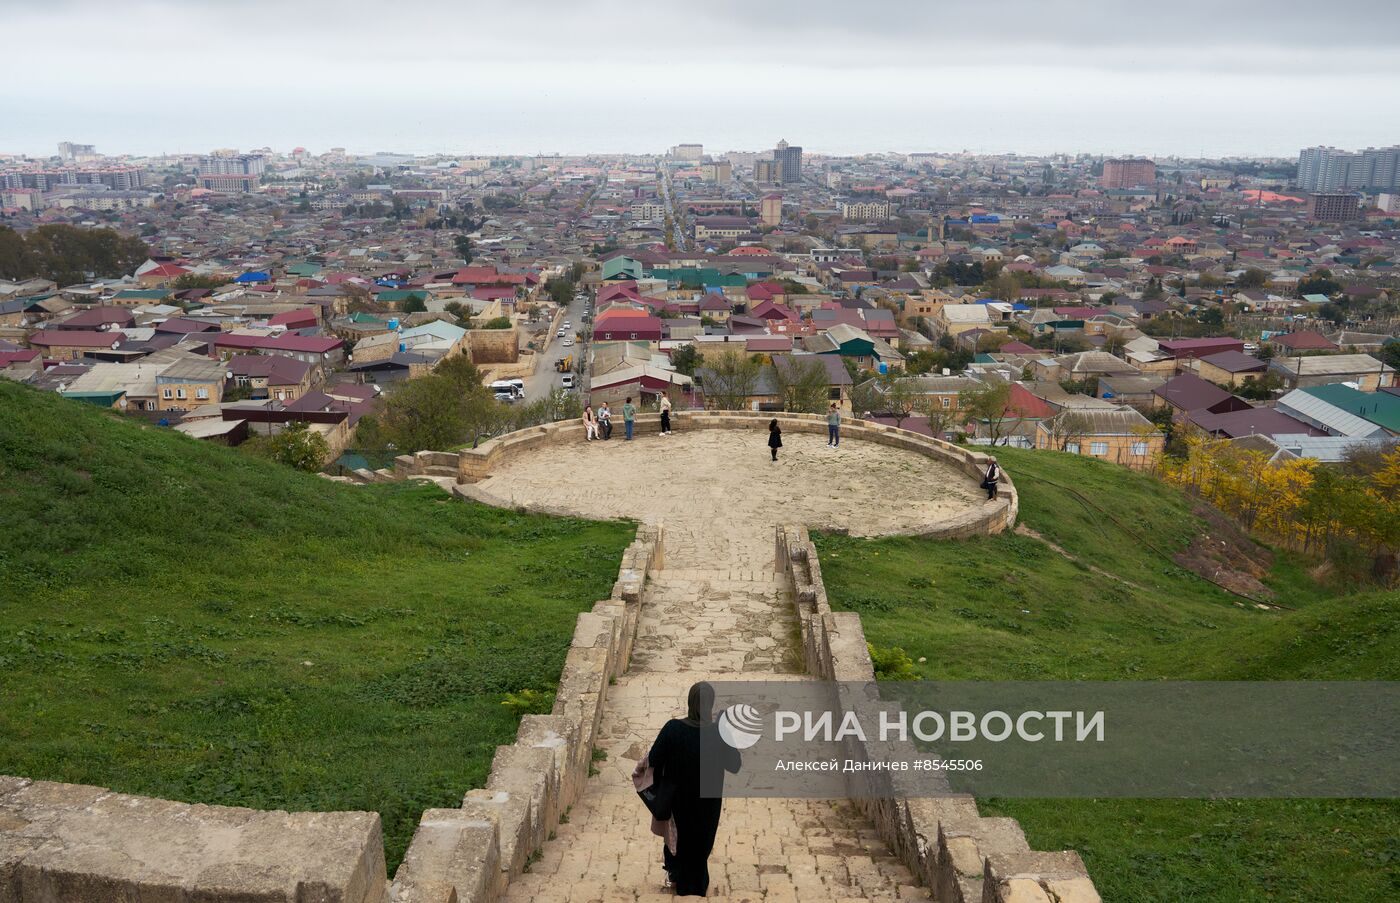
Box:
[5,0,1400,159]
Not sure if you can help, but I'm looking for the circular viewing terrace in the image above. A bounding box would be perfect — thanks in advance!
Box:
[449,411,1015,541]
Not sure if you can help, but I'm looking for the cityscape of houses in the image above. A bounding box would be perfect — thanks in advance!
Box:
[3,140,1398,473]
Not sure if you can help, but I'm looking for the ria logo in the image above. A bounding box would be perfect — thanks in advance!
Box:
[717,703,764,749]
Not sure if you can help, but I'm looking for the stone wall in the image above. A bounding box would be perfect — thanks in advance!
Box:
[455,411,1018,538]
[466,328,519,366]
[774,524,1102,903]
[0,777,388,902]
[387,523,663,903]
[1,525,663,903]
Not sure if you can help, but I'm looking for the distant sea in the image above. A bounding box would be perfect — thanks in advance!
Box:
[4,105,1398,161]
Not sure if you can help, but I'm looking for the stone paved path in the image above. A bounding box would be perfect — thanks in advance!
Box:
[493,431,981,902]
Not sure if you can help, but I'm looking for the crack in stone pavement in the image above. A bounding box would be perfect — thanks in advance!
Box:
[489,431,983,902]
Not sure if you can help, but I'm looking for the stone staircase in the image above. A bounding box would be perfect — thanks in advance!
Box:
[499,525,934,903]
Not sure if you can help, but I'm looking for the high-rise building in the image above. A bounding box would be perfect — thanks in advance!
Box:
[0,167,144,191]
[754,159,775,183]
[1100,158,1156,189]
[760,194,783,228]
[1297,145,1400,191]
[701,161,732,183]
[774,140,803,184]
[199,153,267,176]
[57,142,96,161]
[1307,192,1360,222]
[1378,193,1400,213]
[670,143,703,162]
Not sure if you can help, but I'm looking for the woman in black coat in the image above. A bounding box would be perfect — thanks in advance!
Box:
[768,418,782,462]
[644,682,741,896]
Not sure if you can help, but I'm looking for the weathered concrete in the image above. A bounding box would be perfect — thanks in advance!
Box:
[0,777,388,903]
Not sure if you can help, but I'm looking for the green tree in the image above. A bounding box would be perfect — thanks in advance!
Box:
[453,234,473,263]
[244,421,330,472]
[0,226,35,280]
[958,380,1014,445]
[170,273,227,290]
[772,355,831,414]
[1237,268,1268,289]
[702,349,761,410]
[477,316,513,329]
[545,277,573,306]
[670,343,701,376]
[401,295,428,314]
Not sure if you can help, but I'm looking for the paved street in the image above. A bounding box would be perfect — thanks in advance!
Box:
[523,290,590,400]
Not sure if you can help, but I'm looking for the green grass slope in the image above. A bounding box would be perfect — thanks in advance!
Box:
[0,381,635,870]
[815,445,1399,901]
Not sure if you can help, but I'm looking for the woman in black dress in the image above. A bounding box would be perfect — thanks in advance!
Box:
[767,418,782,462]
[646,681,741,896]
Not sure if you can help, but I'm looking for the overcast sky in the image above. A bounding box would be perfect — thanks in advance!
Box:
[5,0,1400,158]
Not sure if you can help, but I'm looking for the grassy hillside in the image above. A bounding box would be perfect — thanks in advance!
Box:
[0,381,635,870]
[815,445,1399,901]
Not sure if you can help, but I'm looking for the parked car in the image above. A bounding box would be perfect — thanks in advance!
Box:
[563,338,574,347]
[560,373,575,389]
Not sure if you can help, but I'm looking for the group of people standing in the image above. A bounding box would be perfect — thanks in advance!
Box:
[583,395,672,442]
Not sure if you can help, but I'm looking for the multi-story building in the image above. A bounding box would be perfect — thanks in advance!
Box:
[774,140,803,184]
[701,160,732,183]
[630,201,668,221]
[0,167,145,191]
[670,143,703,162]
[754,159,775,183]
[57,142,96,162]
[198,153,267,176]
[1100,158,1155,189]
[1307,192,1360,221]
[54,190,156,211]
[760,194,782,228]
[0,187,44,211]
[1378,193,1400,213]
[197,173,258,193]
[1297,145,1400,192]
[840,200,892,221]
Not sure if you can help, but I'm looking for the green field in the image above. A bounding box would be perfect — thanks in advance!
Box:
[0,381,635,870]
[815,446,1400,901]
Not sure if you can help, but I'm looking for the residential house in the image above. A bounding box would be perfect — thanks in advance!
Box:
[155,357,226,412]
[1185,406,1324,440]
[26,329,126,361]
[1267,330,1339,354]
[1194,351,1269,387]
[1152,372,1253,417]
[1268,354,1396,391]
[594,307,665,342]
[1276,385,1400,438]
[1034,408,1165,470]
[227,355,318,401]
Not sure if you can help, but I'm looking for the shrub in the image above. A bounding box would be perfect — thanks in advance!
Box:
[868,643,918,680]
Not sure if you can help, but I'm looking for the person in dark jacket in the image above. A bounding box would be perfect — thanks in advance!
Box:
[767,418,782,462]
[642,682,741,896]
[981,457,1000,500]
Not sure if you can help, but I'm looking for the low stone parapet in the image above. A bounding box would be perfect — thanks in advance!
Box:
[387,523,663,903]
[774,524,1101,903]
[0,776,388,903]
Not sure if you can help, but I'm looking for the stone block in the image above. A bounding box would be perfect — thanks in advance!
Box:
[389,809,499,903]
[0,779,386,903]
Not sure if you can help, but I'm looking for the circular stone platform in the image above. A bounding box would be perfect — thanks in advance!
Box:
[469,424,988,538]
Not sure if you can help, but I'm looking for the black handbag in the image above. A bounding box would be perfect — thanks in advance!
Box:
[637,768,677,820]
